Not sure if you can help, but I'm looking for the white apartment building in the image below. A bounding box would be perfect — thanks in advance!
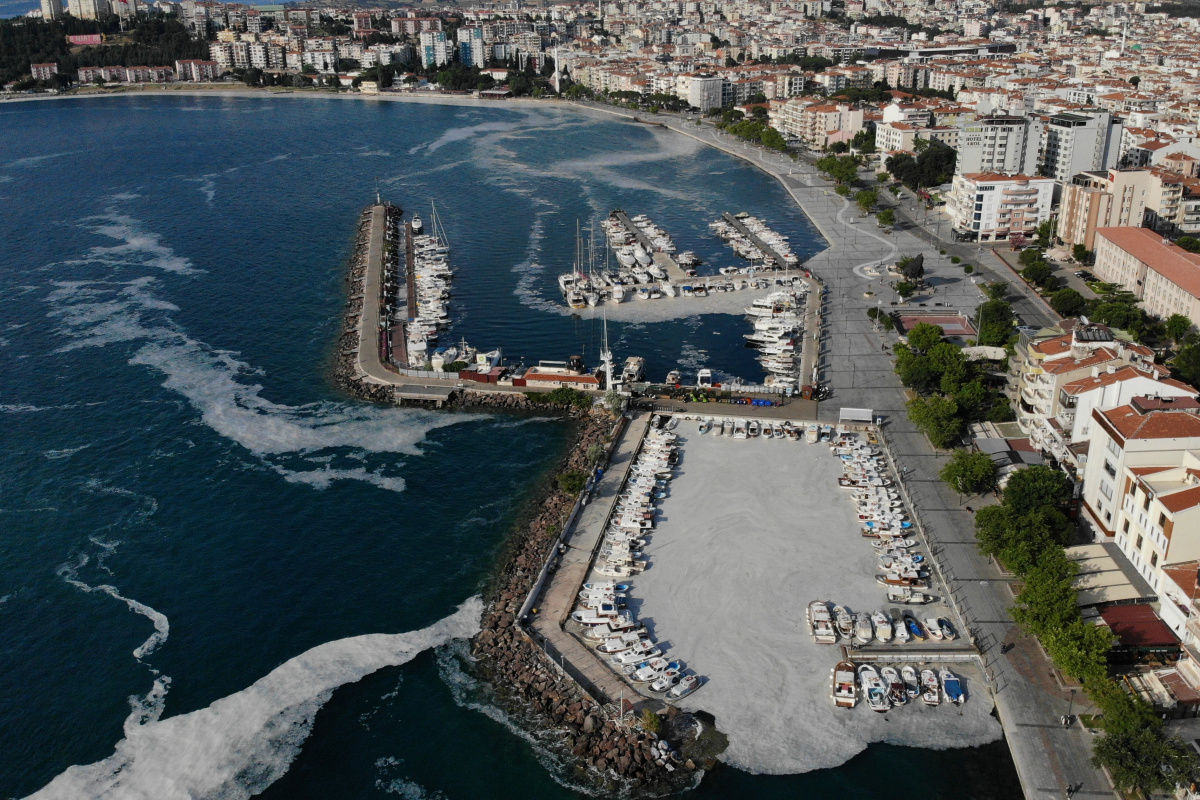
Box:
[457,27,486,68]
[956,115,1039,176]
[1081,396,1200,594]
[1041,109,1123,182]
[685,74,724,112]
[947,172,1054,242]
[781,100,863,149]
[67,0,108,19]
[419,31,451,69]
[40,0,62,20]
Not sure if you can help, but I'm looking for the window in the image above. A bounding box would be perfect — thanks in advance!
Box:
[1100,481,1114,500]
[1104,460,1116,478]
[1151,553,1158,567]
[1123,520,1130,533]
[1137,534,1144,550]
[1106,437,1121,456]
[1106,511,1112,522]
[1158,512,1166,527]
[1143,493,1151,511]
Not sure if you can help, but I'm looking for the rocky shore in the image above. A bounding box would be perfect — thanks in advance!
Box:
[470,411,702,794]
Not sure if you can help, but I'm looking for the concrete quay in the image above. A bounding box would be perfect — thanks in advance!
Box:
[576,104,1109,799]
[528,412,653,709]
[719,211,792,270]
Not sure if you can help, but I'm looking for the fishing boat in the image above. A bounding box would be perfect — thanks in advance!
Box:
[853,613,874,645]
[807,600,837,644]
[941,668,965,705]
[937,618,957,640]
[721,419,733,436]
[582,581,631,594]
[833,661,858,708]
[650,672,683,693]
[833,605,855,639]
[887,588,934,604]
[901,665,920,698]
[893,613,910,642]
[871,610,893,642]
[881,666,906,705]
[858,665,890,713]
[904,615,927,641]
[733,419,748,439]
[698,418,713,434]
[622,656,668,676]
[806,424,820,443]
[924,618,944,640]
[921,669,941,705]
[668,674,700,699]
[747,419,761,438]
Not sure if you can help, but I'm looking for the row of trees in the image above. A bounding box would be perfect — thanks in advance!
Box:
[897,320,1014,448]
[967,465,1199,795]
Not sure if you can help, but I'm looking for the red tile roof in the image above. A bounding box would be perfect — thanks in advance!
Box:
[1096,227,1200,298]
[1100,604,1178,648]
[1098,403,1200,441]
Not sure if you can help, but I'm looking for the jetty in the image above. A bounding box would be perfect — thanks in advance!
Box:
[720,211,792,269]
[612,210,686,282]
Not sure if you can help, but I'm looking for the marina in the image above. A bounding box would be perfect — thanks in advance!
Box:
[524,410,997,773]
[711,211,801,271]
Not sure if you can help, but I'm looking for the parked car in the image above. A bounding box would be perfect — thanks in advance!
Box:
[1074,270,1096,281]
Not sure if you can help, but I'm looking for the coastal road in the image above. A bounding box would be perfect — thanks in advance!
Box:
[581,105,1113,799]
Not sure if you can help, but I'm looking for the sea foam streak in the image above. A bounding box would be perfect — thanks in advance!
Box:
[27,597,484,800]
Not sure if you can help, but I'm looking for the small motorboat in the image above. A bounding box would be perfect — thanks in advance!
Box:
[668,674,700,699]
[808,600,837,644]
[858,665,890,713]
[622,656,668,676]
[888,588,934,605]
[871,610,893,643]
[834,605,854,639]
[938,618,957,640]
[921,669,941,705]
[941,668,965,705]
[666,370,682,385]
[901,665,920,698]
[905,615,927,641]
[854,613,874,645]
[748,419,761,438]
[880,666,906,705]
[698,418,712,434]
[892,614,910,643]
[833,661,857,708]
[582,581,630,594]
[924,618,944,640]
[763,424,774,440]
[650,672,683,693]
[597,633,642,654]
[609,642,662,663]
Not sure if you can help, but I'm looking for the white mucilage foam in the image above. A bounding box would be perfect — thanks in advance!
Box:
[27,597,484,800]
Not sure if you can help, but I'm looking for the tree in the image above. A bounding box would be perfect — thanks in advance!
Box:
[1178,236,1200,254]
[976,298,1016,347]
[1010,546,1079,637]
[1022,261,1053,287]
[555,470,588,495]
[906,321,943,353]
[1166,314,1192,345]
[1042,619,1112,683]
[1072,243,1090,263]
[895,281,916,300]
[1002,465,1072,517]
[939,449,996,496]
[876,208,895,227]
[1174,343,1200,385]
[814,153,859,185]
[983,282,1008,301]
[1093,728,1199,797]
[855,188,878,213]
[1018,248,1046,268]
[907,394,963,449]
[1050,288,1085,317]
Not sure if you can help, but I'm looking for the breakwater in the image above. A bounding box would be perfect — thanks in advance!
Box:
[470,410,698,793]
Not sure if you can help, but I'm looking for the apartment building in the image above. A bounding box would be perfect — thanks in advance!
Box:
[67,0,108,19]
[781,100,863,149]
[174,60,220,81]
[1081,396,1200,594]
[1012,320,1161,442]
[31,63,58,81]
[1059,168,1188,249]
[418,31,451,69]
[1041,109,1123,182]
[947,172,1054,242]
[457,27,486,69]
[955,115,1039,176]
[1093,227,1200,317]
[875,121,917,154]
[39,0,62,20]
[685,74,724,112]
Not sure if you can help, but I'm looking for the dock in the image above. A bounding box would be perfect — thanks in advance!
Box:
[528,412,653,705]
[721,211,793,270]
[612,210,687,282]
[357,204,389,384]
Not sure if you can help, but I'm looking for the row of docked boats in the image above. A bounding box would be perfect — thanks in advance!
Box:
[709,213,800,269]
[807,600,957,646]
[833,661,965,710]
[830,431,939,604]
[698,416,805,440]
[403,209,455,368]
[570,418,701,700]
[744,290,807,389]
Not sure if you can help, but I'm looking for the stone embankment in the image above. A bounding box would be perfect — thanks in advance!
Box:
[471,412,699,794]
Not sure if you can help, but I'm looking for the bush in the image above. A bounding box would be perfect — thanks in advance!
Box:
[939,249,947,255]
[555,470,588,495]
[963,264,973,274]
[525,387,594,410]
[950,256,961,264]
[640,708,662,733]
[895,281,917,300]
[834,184,851,197]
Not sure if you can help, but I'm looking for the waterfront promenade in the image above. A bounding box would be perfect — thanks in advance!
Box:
[580,106,1106,798]
[529,412,652,708]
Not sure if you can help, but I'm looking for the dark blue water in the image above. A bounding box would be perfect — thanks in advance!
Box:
[0,96,1020,799]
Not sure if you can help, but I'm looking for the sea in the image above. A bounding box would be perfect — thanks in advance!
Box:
[0,95,1022,800]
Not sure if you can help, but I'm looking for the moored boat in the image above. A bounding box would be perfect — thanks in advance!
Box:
[941,668,965,705]
[858,664,890,713]
[833,661,857,708]
[921,669,941,705]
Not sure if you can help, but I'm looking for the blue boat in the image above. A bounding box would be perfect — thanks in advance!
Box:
[940,668,965,705]
[906,616,926,640]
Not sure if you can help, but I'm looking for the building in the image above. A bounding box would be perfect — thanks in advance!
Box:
[67,0,108,19]
[685,74,724,113]
[1041,110,1123,182]
[781,100,863,149]
[39,0,62,20]
[956,115,1039,176]
[174,59,220,82]
[947,172,1055,242]
[1080,396,1200,593]
[457,27,486,69]
[875,120,917,154]
[30,63,58,81]
[1092,227,1200,324]
[418,31,451,70]
[1059,168,1190,250]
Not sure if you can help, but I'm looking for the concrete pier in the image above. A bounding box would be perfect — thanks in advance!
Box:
[720,211,794,270]
[611,210,687,282]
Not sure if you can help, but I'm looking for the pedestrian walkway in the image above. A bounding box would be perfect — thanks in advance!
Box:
[529,412,651,705]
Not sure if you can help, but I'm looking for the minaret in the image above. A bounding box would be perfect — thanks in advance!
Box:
[600,308,615,392]
[552,45,561,93]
